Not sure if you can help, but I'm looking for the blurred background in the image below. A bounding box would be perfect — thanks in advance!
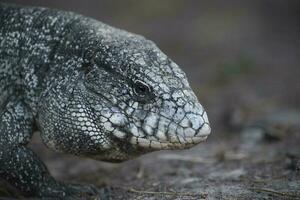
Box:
[1,0,300,199]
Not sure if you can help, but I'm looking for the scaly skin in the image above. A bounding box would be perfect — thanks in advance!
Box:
[0,3,211,199]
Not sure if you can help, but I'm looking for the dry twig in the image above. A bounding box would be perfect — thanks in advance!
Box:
[250,187,300,199]
[125,187,208,199]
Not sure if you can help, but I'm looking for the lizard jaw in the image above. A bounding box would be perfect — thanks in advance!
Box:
[130,135,209,150]
[128,111,211,150]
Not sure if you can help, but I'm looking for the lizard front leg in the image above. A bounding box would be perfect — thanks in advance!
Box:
[0,100,100,198]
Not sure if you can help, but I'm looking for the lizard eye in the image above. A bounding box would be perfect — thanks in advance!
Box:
[133,80,151,97]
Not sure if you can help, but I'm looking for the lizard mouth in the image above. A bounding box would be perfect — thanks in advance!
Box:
[129,134,209,150]
[128,114,211,150]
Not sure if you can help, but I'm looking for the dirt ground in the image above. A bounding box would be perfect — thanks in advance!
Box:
[0,0,300,199]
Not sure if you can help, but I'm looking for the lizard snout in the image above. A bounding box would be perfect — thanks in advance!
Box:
[174,110,211,144]
[128,107,211,150]
[194,111,211,137]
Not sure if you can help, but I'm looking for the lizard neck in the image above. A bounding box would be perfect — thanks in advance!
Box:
[0,3,82,115]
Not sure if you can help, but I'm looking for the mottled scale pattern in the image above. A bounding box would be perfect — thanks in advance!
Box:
[0,3,211,198]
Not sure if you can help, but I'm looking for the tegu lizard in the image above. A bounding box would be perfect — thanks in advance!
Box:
[0,3,211,199]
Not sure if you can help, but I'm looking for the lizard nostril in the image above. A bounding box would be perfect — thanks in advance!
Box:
[186,113,204,130]
[196,123,211,137]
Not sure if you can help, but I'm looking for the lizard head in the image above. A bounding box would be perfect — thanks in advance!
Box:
[38,23,210,162]
[81,29,211,161]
